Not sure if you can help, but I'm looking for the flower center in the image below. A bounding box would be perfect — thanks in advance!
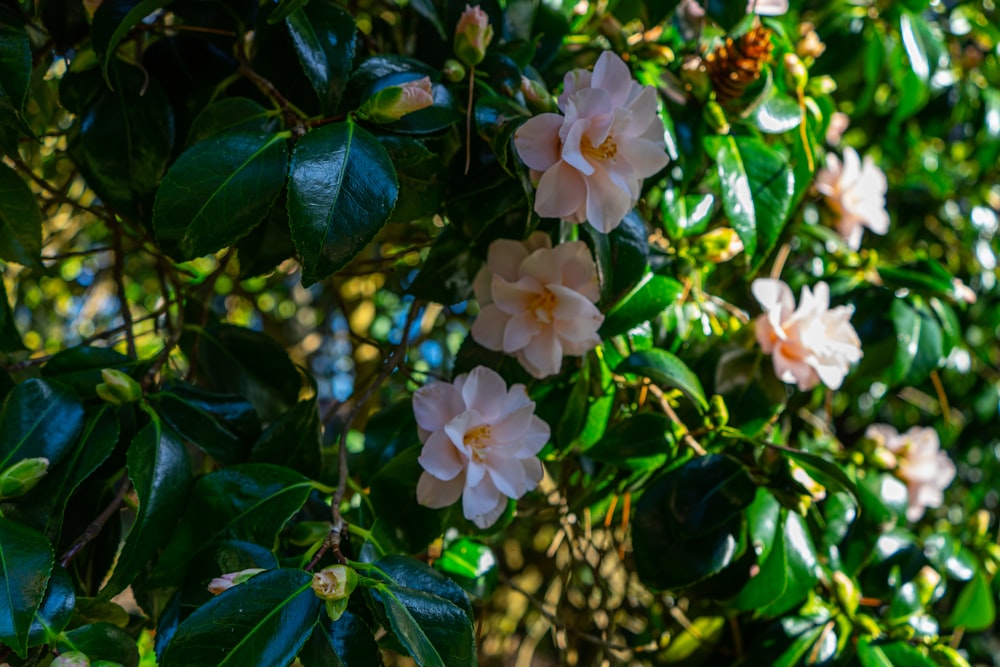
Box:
[529,289,557,324]
[584,134,617,162]
[464,424,493,463]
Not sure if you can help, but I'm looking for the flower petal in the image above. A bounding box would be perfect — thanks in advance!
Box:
[492,276,538,315]
[584,165,634,233]
[418,428,466,481]
[591,51,634,107]
[514,113,565,171]
[490,403,536,443]
[462,475,506,527]
[503,311,542,353]
[471,304,510,351]
[617,135,669,179]
[486,238,531,282]
[416,471,465,509]
[412,381,465,433]
[549,283,604,323]
[522,326,563,378]
[561,118,597,176]
[460,366,509,422]
[534,161,588,220]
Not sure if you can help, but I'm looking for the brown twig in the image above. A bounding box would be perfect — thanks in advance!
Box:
[112,225,137,359]
[647,384,708,456]
[60,480,132,568]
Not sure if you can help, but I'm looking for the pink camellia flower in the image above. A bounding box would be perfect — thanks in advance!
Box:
[471,232,603,378]
[361,76,434,124]
[752,278,862,391]
[513,51,669,233]
[414,366,550,528]
[865,424,956,522]
[815,147,890,250]
[746,0,788,15]
[454,5,493,67]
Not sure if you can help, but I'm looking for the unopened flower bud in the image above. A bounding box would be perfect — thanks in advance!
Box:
[443,59,466,83]
[454,5,493,67]
[708,394,729,428]
[0,457,49,499]
[703,99,730,134]
[520,76,556,114]
[52,652,90,667]
[832,571,859,618]
[952,278,976,304]
[783,53,808,95]
[870,446,898,471]
[207,568,265,595]
[311,565,358,602]
[695,228,743,263]
[289,521,333,547]
[972,509,991,537]
[95,368,142,405]
[855,613,882,637]
[914,566,942,605]
[359,76,434,124]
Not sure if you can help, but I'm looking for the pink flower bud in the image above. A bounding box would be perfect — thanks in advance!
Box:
[454,5,494,67]
[207,568,265,595]
[360,76,434,124]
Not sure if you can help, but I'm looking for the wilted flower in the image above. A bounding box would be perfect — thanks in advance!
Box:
[513,51,669,233]
[471,233,603,378]
[752,278,862,391]
[815,147,889,250]
[454,5,493,67]
[865,424,956,522]
[207,568,265,595]
[51,652,89,667]
[746,0,788,16]
[413,366,550,528]
[359,76,434,124]
[311,565,358,601]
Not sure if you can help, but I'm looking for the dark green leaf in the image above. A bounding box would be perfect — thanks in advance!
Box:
[751,93,802,134]
[40,346,136,398]
[923,534,975,581]
[286,2,356,113]
[586,412,673,469]
[0,518,53,657]
[600,274,684,338]
[900,12,943,82]
[759,511,819,617]
[368,447,442,554]
[58,622,139,667]
[301,609,381,667]
[27,565,75,647]
[186,97,275,146]
[475,95,531,173]
[948,570,995,631]
[153,464,313,587]
[634,513,747,591]
[378,583,476,667]
[586,210,649,306]
[381,135,445,224]
[153,387,260,465]
[731,510,787,611]
[154,130,288,259]
[878,642,938,667]
[287,121,399,285]
[769,445,860,509]
[100,417,192,598]
[740,138,795,273]
[0,271,24,351]
[409,0,446,38]
[236,190,298,278]
[407,225,480,306]
[162,569,321,667]
[0,11,30,115]
[707,133,756,258]
[67,64,175,220]
[0,378,85,471]
[0,162,42,268]
[662,189,715,239]
[616,348,709,412]
[17,407,119,542]
[92,0,175,86]
[856,636,894,667]
[268,0,309,23]
[194,324,302,422]
[250,396,322,476]
[376,555,473,620]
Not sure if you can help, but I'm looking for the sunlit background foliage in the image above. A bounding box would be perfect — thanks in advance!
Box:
[0,0,998,665]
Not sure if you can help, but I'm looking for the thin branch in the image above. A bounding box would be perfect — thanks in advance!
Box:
[60,480,131,568]
[112,225,137,359]
[647,384,708,456]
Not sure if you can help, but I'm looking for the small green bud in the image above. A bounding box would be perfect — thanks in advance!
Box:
[869,446,898,471]
[914,566,942,606]
[708,394,729,428]
[95,368,142,405]
[703,100,730,134]
[289,521,333,547]
[855,613,882,637]
[443,59,466,83]
[358,76,434,124]
[832,571,859,618]
[520,76,557,114]
[311,565,358,602]
[52,651,90,667]
[0,457,49,499]
[930,645,972,667]
[972,509,991,537]
[783,53,808,95]
[453,5,493,67]
[693,228,743,263]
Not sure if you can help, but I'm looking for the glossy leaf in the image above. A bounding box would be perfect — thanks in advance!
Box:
[0,518,53,657]
[100,417,192,598]
[153,464,314,586]
[154,130,289,259]
[153,389,257,465]
[286,2,356,113]
[434,539,499,599]
[758,512,819,617]
[475,95,531,173]
[40,345,138,398]
[92,0,175,86]
[162,569,321,667]
[368,447,442,554]
[616,348,709,412]
[585,412,673,469]
[948,570,995,631]
[186,97,275,146]
[17,407,120,542]
[301,609,381,667]
[287,121,399,285]
[250,395,322,476]
[0,378,85,471]
[381,135,445,224]
[58,622,139,667]
[378,582,476,667]
[193,324,302,422]
[0,266,24,350]
[707,135,756,258]
[587,210,649,306]
[600,274,684,338]
[27,565,75,647]
[0,162,42,269]
[377,555,474,620]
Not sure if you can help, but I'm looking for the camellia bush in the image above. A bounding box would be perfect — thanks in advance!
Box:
[0,0,999,665]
